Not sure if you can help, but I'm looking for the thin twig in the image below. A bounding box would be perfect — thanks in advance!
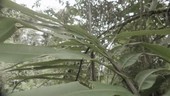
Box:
[75,60,83,81]
[75,47,90,81]
[11,79,27,93]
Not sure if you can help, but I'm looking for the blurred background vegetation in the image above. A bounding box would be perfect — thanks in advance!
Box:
[0,0,170,96]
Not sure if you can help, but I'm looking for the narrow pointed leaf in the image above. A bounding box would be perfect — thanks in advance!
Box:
[119,53,141,68]
[8,82,89,96]
[116,28,170,39]
[12,73,76,81]
[15,59,78,68]
[91,82,133,95]
[163,89,170,96]
[0,43,90,63]
[135,68,167,91]
[61,82,134,96]
[58,39,84,46]
[11,65,78,71]
[0,17,17,42]
[142,74,170,96]
[142,43,170,62]
[0,43,57,63]
[64,25,99,44]
[1,0,60,24]
[8,82,133,96]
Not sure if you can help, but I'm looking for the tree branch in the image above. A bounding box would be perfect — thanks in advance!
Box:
[99,7,170,37]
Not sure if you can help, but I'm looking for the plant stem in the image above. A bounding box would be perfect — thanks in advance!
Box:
[107,57,140,96]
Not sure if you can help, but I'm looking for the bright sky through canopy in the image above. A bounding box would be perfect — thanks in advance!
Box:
[14,0,76,12]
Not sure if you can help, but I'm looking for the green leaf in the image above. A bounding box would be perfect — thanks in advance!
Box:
[1,0,60,24]
[135,68,166,91]
[116,28,170,39]
[0,43,90,63]
[0,16,50,42]
[8,82,134,96]
[53,33,73,40]
[91,82,133,95]
[58,39,84,46]
[59,82,134,96]
[139,74,157,90]
[59,39,108,58]
[0,43,57,63]
[12,74,67,81]
[8,82,89,96]
[0,17,17,42]
[16,19,42,31]
[141,74,170,96]
[48,50,91,60]
[63,90,131,96]
[10,65,78,71]
[14,59,78,68]
[119,53,141,68]
[11,73,77,81]
[64,25,99,45]
[163,88,170,96]
[142,43,170,62]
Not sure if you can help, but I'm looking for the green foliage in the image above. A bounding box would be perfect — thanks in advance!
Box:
[8,82,88,96]
[164,89,170,96]
[0,0,60,24]
[0,43,57,63]
[142,43,170,62]
[8,82,134,96]
[116,28,170,39]
[135,68,168,91]
[0,17,16,42]
[118,53,142,68]
[0,0,170,96]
